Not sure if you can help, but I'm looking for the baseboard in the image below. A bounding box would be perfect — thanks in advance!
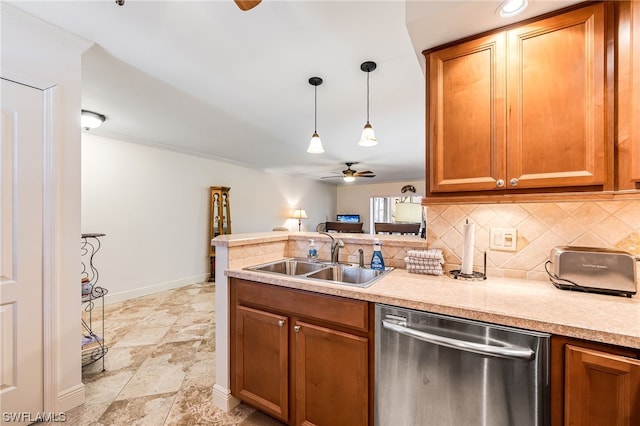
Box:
[211,384,240,412]
[57,383,85,413]
[104,273,209,304]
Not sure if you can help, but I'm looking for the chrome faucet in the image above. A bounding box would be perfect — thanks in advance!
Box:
[320,232,345,264]
[358,248,364,268]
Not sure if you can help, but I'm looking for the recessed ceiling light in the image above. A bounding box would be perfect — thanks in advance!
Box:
[498,0,528,18]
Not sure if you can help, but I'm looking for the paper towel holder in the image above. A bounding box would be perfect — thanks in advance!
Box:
[450,251,487,281]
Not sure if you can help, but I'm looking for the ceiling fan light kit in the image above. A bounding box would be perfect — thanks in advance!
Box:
[307,76,325,154]
[322,162,376,183]
[358,61,378,147]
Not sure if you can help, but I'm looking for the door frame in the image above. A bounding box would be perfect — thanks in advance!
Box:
[42,84,59,412]
[1,75,61,413]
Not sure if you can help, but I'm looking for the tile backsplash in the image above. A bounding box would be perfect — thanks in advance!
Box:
[426,200,640,281]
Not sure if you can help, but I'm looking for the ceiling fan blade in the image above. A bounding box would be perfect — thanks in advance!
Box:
[354,170,374,176]
[359,174,376,178]
[321,176,342,179]
[234,0,261,11]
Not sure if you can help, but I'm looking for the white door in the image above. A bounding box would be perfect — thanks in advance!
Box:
[0,78,44,424]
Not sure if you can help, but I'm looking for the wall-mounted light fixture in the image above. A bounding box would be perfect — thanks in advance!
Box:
[358,61,378,147]
[307,77,325,154]
[81,110,106,131]
[401,184,416,194]
[291,209,308,231]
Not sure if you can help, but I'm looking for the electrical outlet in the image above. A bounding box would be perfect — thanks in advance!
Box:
[489,228,517,252]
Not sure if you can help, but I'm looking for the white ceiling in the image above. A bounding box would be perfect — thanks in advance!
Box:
[9,0,582,184]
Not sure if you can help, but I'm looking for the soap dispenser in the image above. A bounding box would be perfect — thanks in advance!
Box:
[370,239,385,271]
[307,239,318,262]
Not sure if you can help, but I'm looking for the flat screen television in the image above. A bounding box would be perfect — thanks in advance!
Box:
[337,214,360,223]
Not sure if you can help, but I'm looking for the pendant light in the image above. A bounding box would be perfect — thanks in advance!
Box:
[358,61,378,147]
[307,77,324,154]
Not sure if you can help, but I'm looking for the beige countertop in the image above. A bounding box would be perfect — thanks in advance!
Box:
[227,265,640,349]
[212,230,429,248]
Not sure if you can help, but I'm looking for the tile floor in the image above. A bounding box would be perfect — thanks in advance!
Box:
[62,282,285,426]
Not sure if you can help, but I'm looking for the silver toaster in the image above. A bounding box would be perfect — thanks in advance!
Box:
[548,246,637,297]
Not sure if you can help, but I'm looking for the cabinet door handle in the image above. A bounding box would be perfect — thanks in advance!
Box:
[496,179,505,188]
[294,325,301,332]
[278,320,285,327]
[509,178,519,187]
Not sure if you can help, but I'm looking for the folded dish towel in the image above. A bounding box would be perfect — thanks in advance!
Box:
[404,249,445,276]
[405,263,444,276]
[407,249,445,262]
[405,257,442,266]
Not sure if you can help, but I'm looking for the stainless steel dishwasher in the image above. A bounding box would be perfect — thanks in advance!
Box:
[375,304,550,426]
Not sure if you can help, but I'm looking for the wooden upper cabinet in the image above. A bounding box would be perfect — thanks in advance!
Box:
[425,2,610,198]
[564,344,640,425]
[427,32,506,192]
[632,1,640,183]
[506,3,606,189]
[618,0,640,185]
[630,0,640,182]
[618,0,640,189]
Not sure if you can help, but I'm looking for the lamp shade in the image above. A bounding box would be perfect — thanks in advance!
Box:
[358,122,377,147]
[395,203,422,223]
[307,132,324,154]
[292,209,308,219]
[343,176,356,183]
[292,208,307,231]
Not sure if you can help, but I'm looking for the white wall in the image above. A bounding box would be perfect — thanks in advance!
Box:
[81,134,336,302]
[337,180,425,232]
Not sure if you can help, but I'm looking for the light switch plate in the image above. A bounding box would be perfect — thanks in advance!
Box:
[489,228,517,252]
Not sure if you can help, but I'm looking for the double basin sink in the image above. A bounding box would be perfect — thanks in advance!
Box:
[245,258,393,288]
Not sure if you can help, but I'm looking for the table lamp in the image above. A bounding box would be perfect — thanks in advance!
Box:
[292,209,308,231]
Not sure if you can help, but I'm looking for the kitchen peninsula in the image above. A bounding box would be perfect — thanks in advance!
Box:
[211,231,640,425]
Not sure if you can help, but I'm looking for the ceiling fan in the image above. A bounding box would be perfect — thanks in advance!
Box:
[234,0,262,11]
[322,162,376,182]
[115,0,261,11]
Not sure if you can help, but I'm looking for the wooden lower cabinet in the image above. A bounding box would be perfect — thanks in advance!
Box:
[230,279,373,426]
[234,305,289,421]
[295,321,369,426]
[551,336,640,426]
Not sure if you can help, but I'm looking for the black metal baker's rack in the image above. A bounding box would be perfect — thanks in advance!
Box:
[81,233,108,370]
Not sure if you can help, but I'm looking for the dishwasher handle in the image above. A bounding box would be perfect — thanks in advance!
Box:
[381,318,535,361]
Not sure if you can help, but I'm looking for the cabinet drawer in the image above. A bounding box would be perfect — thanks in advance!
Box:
[233,279,369,333]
